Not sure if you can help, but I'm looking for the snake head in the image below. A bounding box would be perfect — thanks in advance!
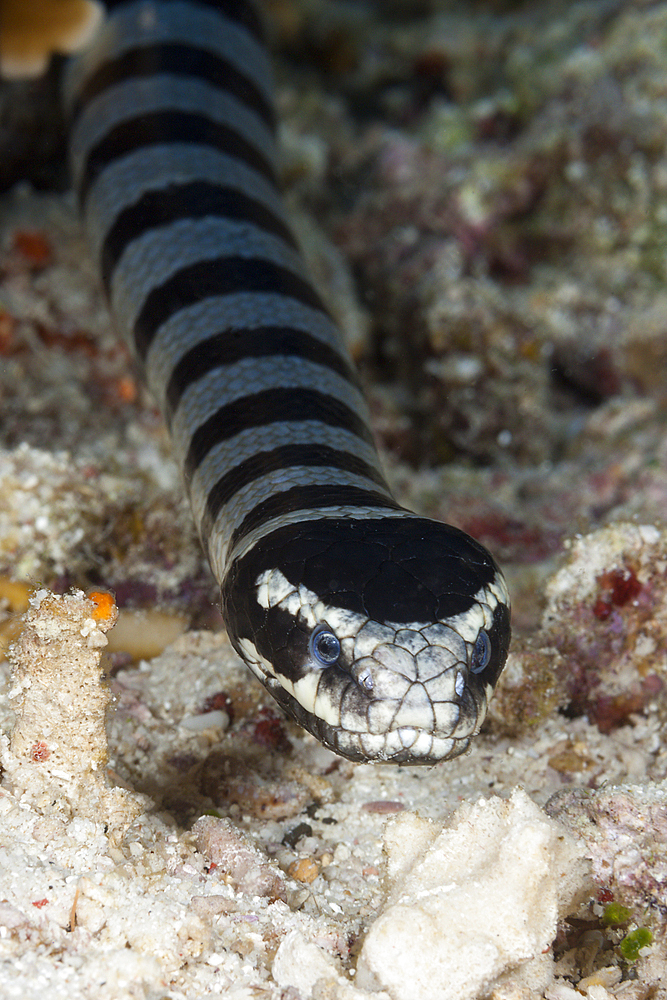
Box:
[222,515,510,764]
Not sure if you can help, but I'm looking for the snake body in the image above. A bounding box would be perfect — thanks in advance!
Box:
[67,0,511,763]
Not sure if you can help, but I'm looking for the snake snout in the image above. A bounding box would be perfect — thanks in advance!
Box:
[362,639,469,735]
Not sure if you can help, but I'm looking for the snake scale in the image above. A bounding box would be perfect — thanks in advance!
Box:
[66,0,511,763]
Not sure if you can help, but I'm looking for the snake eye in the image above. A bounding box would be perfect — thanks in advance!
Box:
[309,625,340,666]
[471,629,491,673]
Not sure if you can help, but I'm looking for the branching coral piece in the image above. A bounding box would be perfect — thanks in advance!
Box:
[1,588,145,831]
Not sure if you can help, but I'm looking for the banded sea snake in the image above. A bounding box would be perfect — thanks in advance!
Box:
[65,0,511,764]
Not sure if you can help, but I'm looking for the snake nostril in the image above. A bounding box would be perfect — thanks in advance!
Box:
[356,666,374,692]
[351,658,376,694]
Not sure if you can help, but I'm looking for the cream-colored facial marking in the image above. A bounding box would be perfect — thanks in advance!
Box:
[247,566,505,741]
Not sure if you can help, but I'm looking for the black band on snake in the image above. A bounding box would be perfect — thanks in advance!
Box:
[66,0,511,764]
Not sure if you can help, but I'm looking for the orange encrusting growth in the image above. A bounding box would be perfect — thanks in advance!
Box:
[12,230,53,269]
[0,0,103,79]
[29,740,51,762]
[88,590,117,623]
[112,374,138,404]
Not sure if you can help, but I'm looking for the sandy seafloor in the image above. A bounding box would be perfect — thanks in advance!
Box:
[2,0,667,997]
